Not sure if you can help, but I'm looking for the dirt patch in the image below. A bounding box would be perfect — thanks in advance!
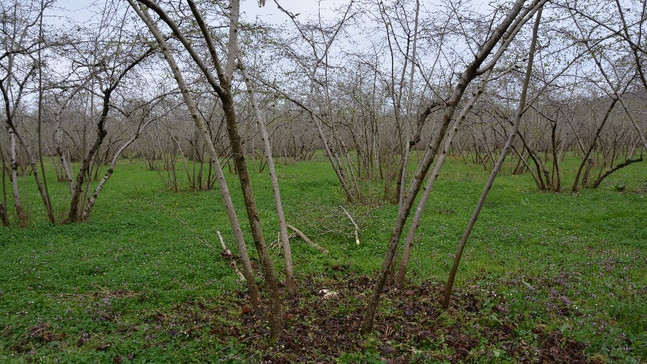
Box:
[206,275,589,362]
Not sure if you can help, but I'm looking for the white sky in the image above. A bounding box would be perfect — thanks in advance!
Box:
[242,0,348,20]
[47,0,500,30]
[48,0,348,26]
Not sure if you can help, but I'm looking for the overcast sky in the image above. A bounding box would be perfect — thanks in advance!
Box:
[49,0,348,26]
[242,0,349,22]
[48,0,506,29]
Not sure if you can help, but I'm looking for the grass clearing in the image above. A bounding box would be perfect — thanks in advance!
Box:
[0,155,645,362]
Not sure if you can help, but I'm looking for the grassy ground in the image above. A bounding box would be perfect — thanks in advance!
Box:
[0,154,645,362]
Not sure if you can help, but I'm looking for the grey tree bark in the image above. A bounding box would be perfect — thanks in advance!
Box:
[54,87,89,196]
[239,62,296,294]
[0,0,56,225]
[66,49,152,222]
[7,128,25,226]
[570,98,619,192]
[0,24,54,225]
[82,103,160,220]
[566,5,645,187]
[128,1,262,311]
[361,0,547,333]
[273,0,362,203]
[442,7,544,309]
[395,69,494,288]
[134,0,283,341]
[0,151,8,225]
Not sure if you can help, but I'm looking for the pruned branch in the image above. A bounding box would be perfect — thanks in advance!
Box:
[286,223,328,254]
[339,206,360,246]
[217,231,245,281]
[592,157,644,189]
[217,230,232,255]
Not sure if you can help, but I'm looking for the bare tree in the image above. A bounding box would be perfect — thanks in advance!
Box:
[133,0,284,341]
[362,0,548,333]
[0,0,55,225]
[65,29,154,222]
[271,0,364,203]
[128,0,262,311]
[81,98,162,220]
[442,7,543,309]
[239,61,296,294]
[373,0,422,207]
[567,3,645,188]
[395,68,495,288]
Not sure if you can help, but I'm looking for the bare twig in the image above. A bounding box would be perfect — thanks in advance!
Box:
[217,230,231,255]
[339,206,360,246]
[286,223,329,254]
[270,232,296,250]
[217,231,245,281]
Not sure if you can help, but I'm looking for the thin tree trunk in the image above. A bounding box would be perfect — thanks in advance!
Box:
[129,1,262,311]
[82,117,154,220]
[239,62,296,294]
[269,88,355,202]
[270,1,359,203]
[1,71,53,225]
[593,156,643,188]
[217,0,283,341]
[395,69,492,288]
[0,152,9,226]
[36,0,54,223]
[568,9,636,191]
[442,7,543,309]
[571,98,619,192]
[67,91,110,222]
[67,48,151,222]
[375,0,412,209]
[20,126,56,224]
[574,3,647,151]
[519,131,547,190]
[362,0,543,333]
[550,121,561,191]
[169,133,192,187]
[1,150,8,226]
[8,129,26,227]
[222,90,284,340]
[581,158,594,188]
[56,104,78,195]
[617,99,647,149]
[314,114,356,202]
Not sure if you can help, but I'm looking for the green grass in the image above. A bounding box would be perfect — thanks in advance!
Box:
[0,154,645,362]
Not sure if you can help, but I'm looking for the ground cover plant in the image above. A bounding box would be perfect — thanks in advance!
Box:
[0,155,645,363]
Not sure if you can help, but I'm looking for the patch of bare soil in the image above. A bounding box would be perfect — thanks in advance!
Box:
[210,274,589,363]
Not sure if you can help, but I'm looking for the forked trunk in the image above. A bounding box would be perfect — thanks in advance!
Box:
[82,116,154,220]
[67,92,109,223]
[221,90,284,340]
[362,0,545,333]
[67,47,151,222]
[442,7,543,309]
[571,98,619,192]
[129,1,261,310]
[395,70,492,288]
